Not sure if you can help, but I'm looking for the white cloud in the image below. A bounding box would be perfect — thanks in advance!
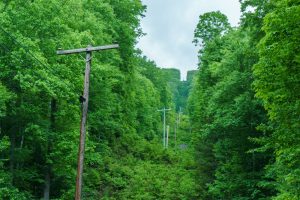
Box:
[136,0,241,80]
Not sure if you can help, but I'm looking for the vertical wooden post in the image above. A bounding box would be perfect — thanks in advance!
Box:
[75,50,91,200]
[157,108,171,148]
[166,125,169,148]
[174,118,177,148]
[57,44,118,200]
[163,108,166,148]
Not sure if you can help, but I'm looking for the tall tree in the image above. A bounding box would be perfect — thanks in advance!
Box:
[254,0,300,199]
[189,10,273,199]
[193,11,231,46]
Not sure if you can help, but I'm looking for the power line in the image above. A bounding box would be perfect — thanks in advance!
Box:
[0,27,50,70]
[0,27,75,91]
[0,43,59,92]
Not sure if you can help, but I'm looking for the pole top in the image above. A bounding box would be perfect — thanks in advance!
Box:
[157,108,171,112]
[57,44,119,55]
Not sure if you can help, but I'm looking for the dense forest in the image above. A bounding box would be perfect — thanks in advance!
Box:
[0,0,299,200]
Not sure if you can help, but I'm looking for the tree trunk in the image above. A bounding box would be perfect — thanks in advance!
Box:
[9,131,15,183]
[43,98,56,199]
[43,171,50,200]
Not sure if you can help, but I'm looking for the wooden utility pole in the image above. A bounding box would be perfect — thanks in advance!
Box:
[158,108,171,148]
[166,125,169,149]
[178,107,182,125]
[174,115,178,148]
[57,44,119,200]
[175,107,182,148]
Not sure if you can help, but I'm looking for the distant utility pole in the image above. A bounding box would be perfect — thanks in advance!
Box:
[174,107,182,148]
[174,116,178,148]
[57,44,119,200]
[166,125,169,149]
[178,107,182,125]
[157,108,171,148]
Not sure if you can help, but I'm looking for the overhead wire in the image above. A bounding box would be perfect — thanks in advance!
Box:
[0,26,79,95]
[0,0,109,98]
[0,0,79,92]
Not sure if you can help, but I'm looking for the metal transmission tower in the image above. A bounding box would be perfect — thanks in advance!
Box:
[158,108,171,148]
[57,44,119,200]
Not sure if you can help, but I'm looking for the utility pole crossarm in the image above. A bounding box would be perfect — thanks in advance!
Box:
[157,108,171,112]
[57,44,119,55]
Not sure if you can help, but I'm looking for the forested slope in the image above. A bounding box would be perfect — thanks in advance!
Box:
[188,0,300,199]
[0,1,195,199]
[0,0,299,200]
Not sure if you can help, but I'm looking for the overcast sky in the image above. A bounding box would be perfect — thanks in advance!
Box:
[136,0,241,80]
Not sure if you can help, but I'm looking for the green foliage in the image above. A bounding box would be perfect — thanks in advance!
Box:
[254,0,300,198]
[0,137,31,199]
[0,1,198,199]
[193,11,231,46]
[0,83,13,117]
[120,161,196,200]
[189,9,275,199]
[0,0,150,199]
[189,1,299,199]
[1,0,298,199]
